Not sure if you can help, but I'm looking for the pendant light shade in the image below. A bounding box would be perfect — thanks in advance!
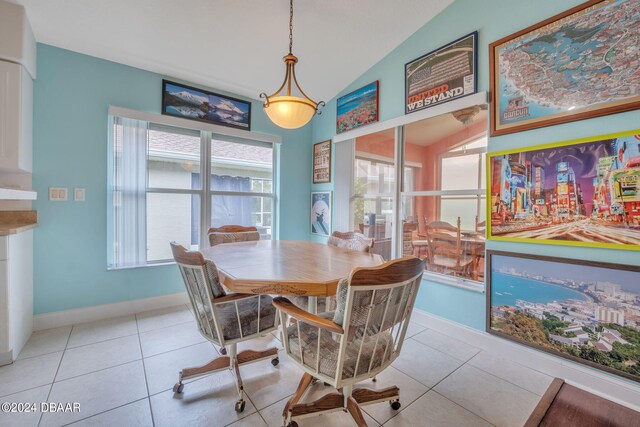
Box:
[261,0,323,129]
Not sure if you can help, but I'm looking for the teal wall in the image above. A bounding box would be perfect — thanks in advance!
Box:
[311,0,640,330]
[33,44,311,315]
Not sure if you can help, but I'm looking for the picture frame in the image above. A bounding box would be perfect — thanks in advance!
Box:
[312,140,332,184]
[486,250,640,383]
[489,0,640,136]
[336,81,379,134]
[310,191,332,236]
[162,79,251,130]
[405,32,477,114]
[487,128,640,250]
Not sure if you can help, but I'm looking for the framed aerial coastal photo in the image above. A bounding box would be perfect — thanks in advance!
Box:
[310,191,332,236]
[336,81,379,134]
[488,129,640,250]
[162,80,251,130]
[489,0,640,136]
[312,140,331,184]
[405,32,477,114]
[487,250,640,383]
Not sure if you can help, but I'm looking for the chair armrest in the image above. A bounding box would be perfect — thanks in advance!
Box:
[212,293,257,304]
[273,297,344,335]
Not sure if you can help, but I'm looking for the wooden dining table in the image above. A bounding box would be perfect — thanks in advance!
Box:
[200,240,385,311]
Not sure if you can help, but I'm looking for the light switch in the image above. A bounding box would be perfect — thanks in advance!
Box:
[74,188,85,202]
[49,187,68,201]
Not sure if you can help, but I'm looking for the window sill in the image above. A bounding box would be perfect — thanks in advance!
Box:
[421,271,485,293]
[107,260,175,271]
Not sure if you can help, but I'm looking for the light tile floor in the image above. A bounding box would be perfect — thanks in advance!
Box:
[0,305,553,427]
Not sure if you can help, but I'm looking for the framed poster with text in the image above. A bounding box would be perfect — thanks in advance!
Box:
[489,0,640,136]
[313,140,332,184]
[405,32,477,114]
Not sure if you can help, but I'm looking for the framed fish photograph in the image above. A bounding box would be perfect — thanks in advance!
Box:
[405,32,477,114]
[486,250,640,383]
[336,81,379,134]
[489,0,640,136]
[162,80,251,130]
[487,129,640,250]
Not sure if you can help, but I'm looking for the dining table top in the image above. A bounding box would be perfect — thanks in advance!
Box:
[200,240,385,297]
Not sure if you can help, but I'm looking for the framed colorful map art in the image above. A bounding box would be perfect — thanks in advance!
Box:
[489,0,640,136]
[487,129,640,250]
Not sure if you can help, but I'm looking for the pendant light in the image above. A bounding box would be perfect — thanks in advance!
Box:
[260,0,324,129]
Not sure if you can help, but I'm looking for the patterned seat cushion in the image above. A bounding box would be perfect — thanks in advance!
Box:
[204,260,227,298]
[290,295,336,314]
[208,231,260,246]
[286,319,393,380]
[327,235,371,252]
[196,294,277,343]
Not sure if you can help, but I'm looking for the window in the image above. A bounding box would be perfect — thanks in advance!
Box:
[335,102,487,288]
[108,112,277,269]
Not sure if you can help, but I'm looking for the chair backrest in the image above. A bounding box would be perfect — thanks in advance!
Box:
[207,225,260,247]
[171,242,278,346]
[170,242,222,343]
[425,217,462,266]
[475,216,486,233]
[337,257,424,383]
[327,231,374,252]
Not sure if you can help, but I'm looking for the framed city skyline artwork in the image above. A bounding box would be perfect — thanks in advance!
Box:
[162,80,251,130]
[489,0,640,136]
[336,81,379,134]
[310,191,332,236]
[405,32,477,114]
[487,250,640,383]
[487,129,640,250]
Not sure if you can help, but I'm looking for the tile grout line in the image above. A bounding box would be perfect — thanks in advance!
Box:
[135,315,156,427]
[57,397,150,427]
[37,324,73,427]
[429,389,497,427]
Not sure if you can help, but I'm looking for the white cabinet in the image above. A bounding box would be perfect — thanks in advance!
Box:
[0,230,33,365]
[0,61,32,173]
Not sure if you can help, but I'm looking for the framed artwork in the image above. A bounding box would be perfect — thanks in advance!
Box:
[310,191,332,236]
[405,32,477,114]
[313,140,332,184]
[489,0,640,136]
[336,81,379,134]
[162,80,251,130]
[488,128,640,250]
[487,250,640,383]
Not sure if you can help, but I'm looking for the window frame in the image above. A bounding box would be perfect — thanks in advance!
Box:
[107,106,280,270]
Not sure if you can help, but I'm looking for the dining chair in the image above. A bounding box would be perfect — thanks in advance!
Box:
[273,257,425,427]
[475,216,486,234]
[425,217,473,277]
[170,242,279,413]
[207,225,261,246]
[292,231,374,314]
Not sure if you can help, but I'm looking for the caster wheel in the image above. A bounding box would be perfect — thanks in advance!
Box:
[287,422,298,427]
[220,347,227,355]
[235,399,246,413]
[173,382,184,394]
[271,357,279,366]
[390,400,401,410]
[372,377,377,383]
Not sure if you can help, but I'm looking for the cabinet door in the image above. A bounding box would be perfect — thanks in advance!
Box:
[0,61,31,172]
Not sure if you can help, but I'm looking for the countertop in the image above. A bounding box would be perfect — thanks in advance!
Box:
[0,210,37,236]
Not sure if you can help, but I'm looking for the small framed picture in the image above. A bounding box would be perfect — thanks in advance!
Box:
[313,140,332,184]
[310,191,332,236]
[162,80,251,130]
[336,81,379,134]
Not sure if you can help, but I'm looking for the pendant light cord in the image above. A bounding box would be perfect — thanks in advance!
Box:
[288,0,294,55]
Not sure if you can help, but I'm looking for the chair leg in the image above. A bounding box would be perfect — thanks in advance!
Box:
[346,396,368,427]
[172,355,231,393]
[229,343,247,413]
[282,373,314,421]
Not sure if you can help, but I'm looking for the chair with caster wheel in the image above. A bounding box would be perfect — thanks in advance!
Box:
[206,225,261,355]
[170,242,279,413]
[274,256,424,427]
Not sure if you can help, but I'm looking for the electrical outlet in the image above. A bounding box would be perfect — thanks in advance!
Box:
[74,188,85,202]
[49,187,68,201]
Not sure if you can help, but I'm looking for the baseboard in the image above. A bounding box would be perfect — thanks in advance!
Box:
[0,349,13,366]
[411,308,640,412]
[33,292,189,331]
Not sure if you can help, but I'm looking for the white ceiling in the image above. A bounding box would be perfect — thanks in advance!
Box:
[16,0,453,103]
